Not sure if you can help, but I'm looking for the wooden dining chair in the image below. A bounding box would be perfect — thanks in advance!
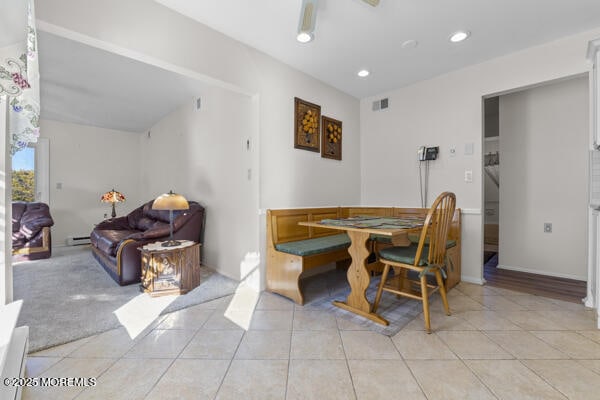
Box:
[373,192,456,333]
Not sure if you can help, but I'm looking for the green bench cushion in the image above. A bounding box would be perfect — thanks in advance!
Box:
[275,233,351,257]
[371,233,456,248]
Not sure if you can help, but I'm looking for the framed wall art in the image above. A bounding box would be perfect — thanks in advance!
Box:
[321,115,342,160]
[294,97,321,152]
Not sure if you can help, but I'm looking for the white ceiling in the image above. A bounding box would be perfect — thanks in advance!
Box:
[32,1,600,133]
[38,31,209,133]
[156,0,600,98]
[0,0,27,47]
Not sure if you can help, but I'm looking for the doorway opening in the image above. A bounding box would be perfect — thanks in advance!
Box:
[482,76,588,303]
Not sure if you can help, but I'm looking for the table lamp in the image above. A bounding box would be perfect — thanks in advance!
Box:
[101,189,125,218]
[152,190,189,247]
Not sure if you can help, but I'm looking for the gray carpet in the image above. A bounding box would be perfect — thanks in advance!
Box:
[13,246,239,352]
[302,269,423,336]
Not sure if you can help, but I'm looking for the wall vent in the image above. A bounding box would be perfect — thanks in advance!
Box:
[66,236,91,246]
[372,98,389,111]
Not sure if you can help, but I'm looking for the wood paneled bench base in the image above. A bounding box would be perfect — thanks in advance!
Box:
[266,208,350,305]
[266,207,461,305]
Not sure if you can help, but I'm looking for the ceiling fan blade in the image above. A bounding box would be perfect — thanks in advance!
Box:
[362,0,380,6]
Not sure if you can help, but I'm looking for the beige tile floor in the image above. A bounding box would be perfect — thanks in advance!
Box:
[23,282,599,400]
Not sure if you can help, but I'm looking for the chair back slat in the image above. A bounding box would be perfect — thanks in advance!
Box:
[413,192,457,266]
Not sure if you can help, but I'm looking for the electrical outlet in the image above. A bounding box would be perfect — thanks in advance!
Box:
[464,170,473,183]
[544,223,552,233]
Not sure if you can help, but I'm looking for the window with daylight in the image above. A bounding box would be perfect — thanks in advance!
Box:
[12,145,36,202]
[11,138,49,203]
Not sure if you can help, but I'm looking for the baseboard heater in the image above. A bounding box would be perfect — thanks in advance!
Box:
[66,235,91,246]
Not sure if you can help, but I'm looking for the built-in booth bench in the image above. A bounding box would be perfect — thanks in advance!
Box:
[266,207,461,305]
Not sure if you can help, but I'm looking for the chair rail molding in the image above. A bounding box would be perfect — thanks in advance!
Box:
[461,208,482,215]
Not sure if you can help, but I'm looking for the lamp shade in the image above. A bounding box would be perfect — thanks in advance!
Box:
[101,189,125,203]
[152,190,189,211]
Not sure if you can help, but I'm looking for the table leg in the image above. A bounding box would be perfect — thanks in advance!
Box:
[333,230,389,326]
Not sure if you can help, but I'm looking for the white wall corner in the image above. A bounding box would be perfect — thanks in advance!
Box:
[460,275,486,285]
[0,98,12,305]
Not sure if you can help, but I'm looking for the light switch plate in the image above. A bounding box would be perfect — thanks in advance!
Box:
[464,142,474,155]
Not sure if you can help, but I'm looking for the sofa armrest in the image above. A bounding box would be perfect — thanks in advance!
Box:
[95,216,131,231]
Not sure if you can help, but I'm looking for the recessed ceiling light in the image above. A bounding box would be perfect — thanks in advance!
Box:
[449,30,470,43]
[401,39,418,49]
[357,69,370,78]
[297,32,313,43]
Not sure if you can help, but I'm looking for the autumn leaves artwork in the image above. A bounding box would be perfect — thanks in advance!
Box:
[321,115,342,160]
[294,97,342,160]
[294,97,321,152]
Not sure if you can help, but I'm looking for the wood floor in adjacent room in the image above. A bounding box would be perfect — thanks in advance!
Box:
[484,254,587,303]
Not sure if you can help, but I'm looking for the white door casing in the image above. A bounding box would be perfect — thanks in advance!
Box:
[586,38,600,327]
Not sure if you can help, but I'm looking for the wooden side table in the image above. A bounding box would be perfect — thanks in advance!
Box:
[140,240,201,297]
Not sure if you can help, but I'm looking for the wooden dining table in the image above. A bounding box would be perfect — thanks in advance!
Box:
[299,216,424,325]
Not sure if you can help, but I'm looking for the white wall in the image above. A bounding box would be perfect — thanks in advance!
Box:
[35,0,600,285]
[39,119,142,246]
[252,55,361,210]
[140,88,259,282]
[35,0,361,209]
[361,27,600,283]
[35,0,361,287]
[499,76,588,280]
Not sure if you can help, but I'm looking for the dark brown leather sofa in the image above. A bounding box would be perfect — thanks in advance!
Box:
[90,200,205,286]
[12,202,54,260]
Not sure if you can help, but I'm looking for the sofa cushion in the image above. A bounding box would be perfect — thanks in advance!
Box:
[138,221,171,239]
[142,202,186,224]
[91,229,140,257]
[275,233,351,256]
[12,231,25,247]
[134,217,157,231]
[12,202,26,232]
[18,203,54,239]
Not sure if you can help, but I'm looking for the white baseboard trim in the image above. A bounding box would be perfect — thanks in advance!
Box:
[461,276,485,285]
[497,264,587,282]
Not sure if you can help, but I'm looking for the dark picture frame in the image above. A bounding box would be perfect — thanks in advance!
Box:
[294,97,321,152]
[321,115,342,160]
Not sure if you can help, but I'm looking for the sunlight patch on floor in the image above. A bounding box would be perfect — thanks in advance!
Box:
[113,293,176,339]
[222,252,261,330]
